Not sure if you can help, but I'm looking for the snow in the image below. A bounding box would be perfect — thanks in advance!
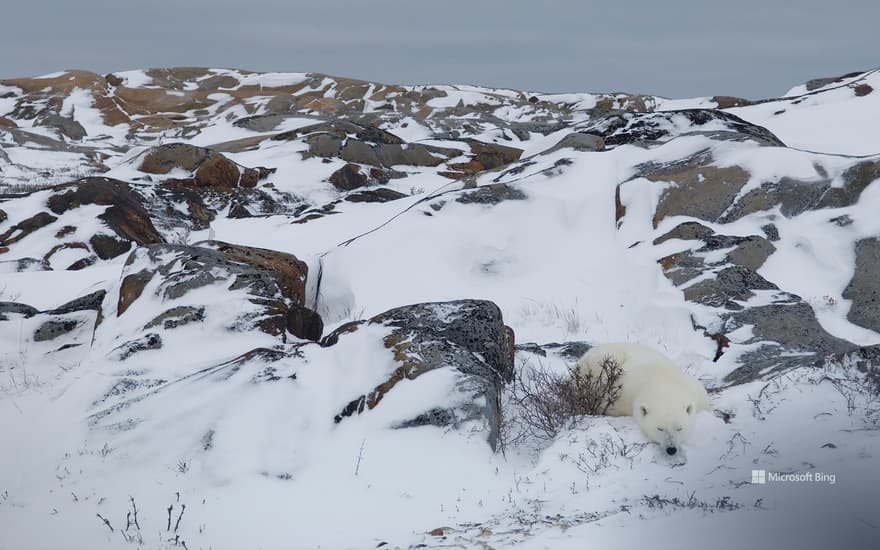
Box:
[730,70,880,156]
[2,68,880,549]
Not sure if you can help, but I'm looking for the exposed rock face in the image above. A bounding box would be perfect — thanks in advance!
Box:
[325,300,515,450]
[843,238,880,333]
[115,241,319,341]
[47,178,164,244]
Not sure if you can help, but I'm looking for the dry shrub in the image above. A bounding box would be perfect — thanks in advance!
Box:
[507,355,623,444]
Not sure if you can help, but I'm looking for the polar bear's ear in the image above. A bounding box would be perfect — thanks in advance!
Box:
[686,404,693,415]
[639,405,648,417]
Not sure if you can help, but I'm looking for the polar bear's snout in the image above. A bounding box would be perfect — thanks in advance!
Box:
[665,446,677,456]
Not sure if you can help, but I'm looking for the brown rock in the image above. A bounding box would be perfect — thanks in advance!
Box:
[140,143,213,174]
[0,212,58,246]
[210,241,309,304]
[329,163,368,191]
[47,178,164,245]
[117,270,154,316]
[89,233,133,260]
[0,116,17,128]
[194,154,240,188]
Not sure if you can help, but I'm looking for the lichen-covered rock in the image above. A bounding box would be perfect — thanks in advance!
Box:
[325,300,515,450]
[115,242,319,341]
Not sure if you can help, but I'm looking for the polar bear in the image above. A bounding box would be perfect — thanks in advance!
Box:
[576,342,710,456]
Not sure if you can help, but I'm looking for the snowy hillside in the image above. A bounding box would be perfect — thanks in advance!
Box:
[2,67,880,549]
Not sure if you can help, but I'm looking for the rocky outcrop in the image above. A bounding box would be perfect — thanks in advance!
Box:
[843,238,880,334]
[115,241,320,341]
[325,300,515,450]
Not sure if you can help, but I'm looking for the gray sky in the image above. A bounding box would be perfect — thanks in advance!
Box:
[3,0,879,99]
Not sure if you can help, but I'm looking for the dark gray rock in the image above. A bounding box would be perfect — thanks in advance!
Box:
[456,183,527,205]
[286,303,323,341]
[0,302,40,320]
[34,319,79,342]
[144,306,205,330]
[44,290,106,315]
[114,333,163,361]
[326,300,515,450]
[583,109,785,149]
[843,238,880,333]
[232,114,287,132]
[683,266,778,309]
[37,114,87,141]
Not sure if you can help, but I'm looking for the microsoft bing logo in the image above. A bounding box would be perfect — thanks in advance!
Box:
[751,470,766,484]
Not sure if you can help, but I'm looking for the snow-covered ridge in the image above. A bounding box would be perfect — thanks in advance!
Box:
[1,67,879,549]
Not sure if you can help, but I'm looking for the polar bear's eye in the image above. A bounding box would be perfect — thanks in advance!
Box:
[686,405,693,415]
[656,427,664,432]
[676,428,683,432]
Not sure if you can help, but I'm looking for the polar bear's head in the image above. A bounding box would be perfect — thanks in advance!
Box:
[632,385,698,457]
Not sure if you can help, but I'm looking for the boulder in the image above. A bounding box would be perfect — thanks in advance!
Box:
[47,178,164,245]
[115,242,318,341]
[325,300,515,450]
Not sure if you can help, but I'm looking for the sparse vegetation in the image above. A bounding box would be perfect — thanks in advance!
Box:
[503,355,623,445]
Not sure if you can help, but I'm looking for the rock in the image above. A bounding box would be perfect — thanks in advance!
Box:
[683,266,778,309]
[0,209,7,223]
[712,96,754,108]
[114,333,163,361]
[144,306,205,330]
[89,233,133,260]
[374,143,459,167]
[340,140,382,167]
[36,114,87,140]
[455,184,527,205]
[344,188,408,203]
[805,71,862,91]
[466,140,523,170]
[232,113,287,132]
[0,302,40,320]
[140,143,213,174]
[329,163,368,191]
[653,221,716,245]
[854,84,873,97]
[648,165,750,227]
[44,290,107,316]
[34,319,79,342]
[585,109,785,149]
[303,133,343,158]
[286,303,324,341]
[843,238,880,333]
[0,116,16,128]
[116,242,315,340]
[47,178,164,245]
[326,300,515,450]
[193,154,241,188]
[725,236,776,271]
[0,212,58,246]
[546,132,605,153]
[646,156,880,227]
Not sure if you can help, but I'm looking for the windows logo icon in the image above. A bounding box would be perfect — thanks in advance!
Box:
[751,470,767,484]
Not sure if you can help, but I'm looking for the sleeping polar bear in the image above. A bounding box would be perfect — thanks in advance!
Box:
[576,342,710,456]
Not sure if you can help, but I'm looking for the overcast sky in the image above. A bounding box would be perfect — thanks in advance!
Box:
[2,0,878,99]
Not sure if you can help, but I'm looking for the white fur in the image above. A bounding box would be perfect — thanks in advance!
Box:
[576,343,710,454]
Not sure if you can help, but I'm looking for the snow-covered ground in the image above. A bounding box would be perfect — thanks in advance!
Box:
[2,67,880,549]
